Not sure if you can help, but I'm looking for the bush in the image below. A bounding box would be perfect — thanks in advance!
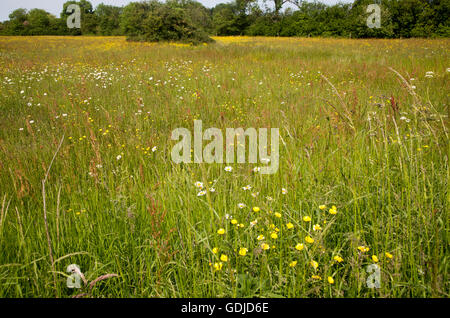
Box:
[123,1,214,45]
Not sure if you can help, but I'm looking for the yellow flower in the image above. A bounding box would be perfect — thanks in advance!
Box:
[329,206,337,215]
[295,243,304,251]
[358,246,369,253]
[270,232,278,239]
[312,275,322,280]
[239,248,248,256]
[385,252,393,259]
[305,236,314,244]
[213,262,223,271]
[261,243,270,250]
[310,260,318,269]
[333,255,344,263]
[313,224,322,231]
[327,276,335,284]
[274,212,281,218]
[303,216,311,222]
[372,255,379,263]
[220,254,228,262]
[253,207,260,212]
[212,247,218,254]
[289,260,298,267]
[231,219,238,225]
[319,205,326,210]
[286,222,294,229]
[217,228,225,235]
[257,234,265,241]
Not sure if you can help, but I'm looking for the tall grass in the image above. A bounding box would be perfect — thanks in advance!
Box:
[0,36,448,297]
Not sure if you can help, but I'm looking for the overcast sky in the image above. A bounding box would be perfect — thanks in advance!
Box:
[0,0,353,22]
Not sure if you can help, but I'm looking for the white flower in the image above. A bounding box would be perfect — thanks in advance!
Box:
[266,196,273,201]
[282,188,288,194]
[238,203,246,209]
[19,128,24,131]
[251,192,259,198]
[242,185,252,191]
[209,188,215,192]
[225,214,232,220]
[250,219,258,227]
[195,181,204,189]
[20,90,24,94]
[29,120,34,124]
[253,167,261,173]
[197,190,206,197]
[96,164,103,169]
[152,146,157,152]
[260,158,270,164]
[224,166,233,172]
[116,155,122,160]
[425,71,434,78]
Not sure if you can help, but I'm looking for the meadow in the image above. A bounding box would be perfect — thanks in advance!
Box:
[0,36,448,298]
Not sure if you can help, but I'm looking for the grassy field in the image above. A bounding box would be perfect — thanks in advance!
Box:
[0,36,448,298]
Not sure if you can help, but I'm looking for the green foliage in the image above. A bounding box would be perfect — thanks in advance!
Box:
[0,0,448,38]
[122,1,214,44]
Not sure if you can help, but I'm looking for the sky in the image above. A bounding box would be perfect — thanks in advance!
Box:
[0,0,353,22]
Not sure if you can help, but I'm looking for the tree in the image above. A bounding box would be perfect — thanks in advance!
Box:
[122,1,213,44]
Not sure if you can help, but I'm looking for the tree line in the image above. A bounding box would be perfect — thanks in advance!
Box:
[0,0,448,39]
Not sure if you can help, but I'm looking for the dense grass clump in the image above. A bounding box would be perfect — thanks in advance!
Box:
[0,36,448,298]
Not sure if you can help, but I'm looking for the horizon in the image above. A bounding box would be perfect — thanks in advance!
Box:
[0,0,353,23]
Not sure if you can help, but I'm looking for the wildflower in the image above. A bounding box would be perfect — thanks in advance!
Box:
[358,246,369,253]
[242,185,252,191]
[327,276,335,284]
[152,146,157,152]
[217,228,225,235]
[209,188,215,192]
[303,216,311,222]
[310,260,318,269]
[305,236,314,244]
[333,255,344,263]
[372,255,379,263]
[250,219,258,227]
[385,252,393,259]
[312,275,322,280]
[231,219,238,225]
[195,181,204,189]
[257,235,265,241]
[319,205,326,210]
[313,224,322,231]
[253,207,260,212]
[274,212,281,218]
[224,166,233,172]
[238,248,248,256]
[238,203,246,209]
[253,167,261,173]
[251,192,259,198]
[329,206,337,215]
[270,232,278,239]
[289,261,297,267]
[295,243,304,251]
[212,247,218,254]
[197,190,206,196]
[220,254,228,262]
[116,155,122,160]
[282,188,287,194]
[213,262,223,271]
[286,222,294,229]
[261,243,270,250]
